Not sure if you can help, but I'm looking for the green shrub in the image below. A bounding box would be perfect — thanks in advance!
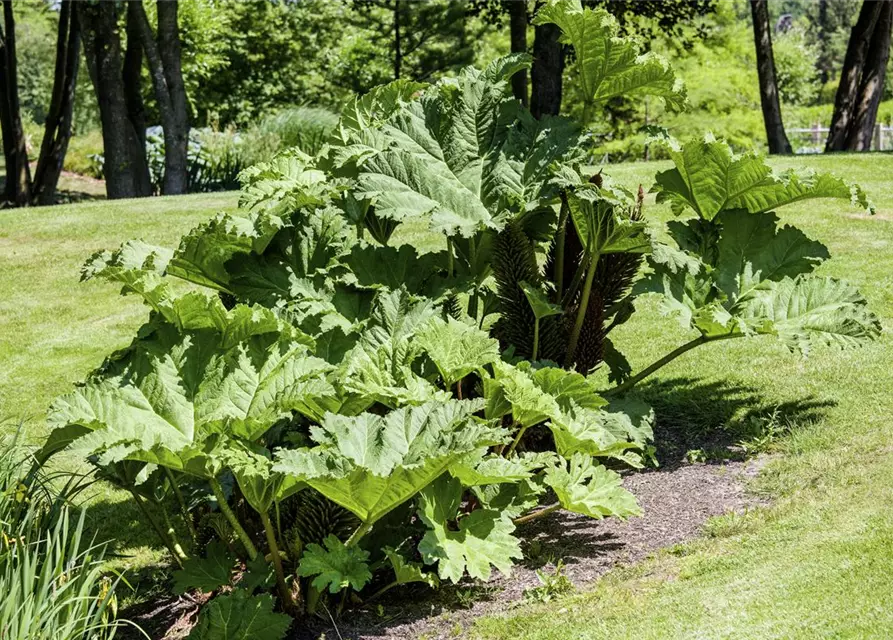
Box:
[252,105,339,158]
[38,1,879,636]
[64,130,105,179]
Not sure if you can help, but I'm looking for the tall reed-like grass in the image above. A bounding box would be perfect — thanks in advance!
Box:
[0,431,141,640]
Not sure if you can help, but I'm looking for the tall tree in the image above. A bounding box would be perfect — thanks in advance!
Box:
[750,0,792,154]
[846,0,893,151]
[80,1,151,199]
[472,0,715,120]
[826,0,888,152]
[507,0,528,105]
[132,1,189,195]
[31,0,81,206]
[0,0,31,206]
[351,0,477,84]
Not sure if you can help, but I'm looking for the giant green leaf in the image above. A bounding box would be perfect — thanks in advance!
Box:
[187,591,291,640]
[548,404,643,463]
[238,149,333,214]
[43,306,332,471]
[349,55,583,238]
[544,453,640,519]
[568,187,651,256]
[417,476,522,583]
[416,317,500,387]
[172,541,236,595]
[273,400,504,524]
[652,136,873,220]
[713,210,829,301]
[167,210,288,291]
[343,244,449,295]
[534,0,685,112]
[739,275,882,353]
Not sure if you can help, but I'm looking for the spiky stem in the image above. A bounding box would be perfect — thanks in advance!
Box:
[159,503,190,563]
[554,193,570,300]
[564,252,600,368]
[532,317,540,362]
[607,333,745,395]
[209,478,259,561]
[505,424,528,458]
[130,491,185,568]
[513,502,561,525]
[165,468,197,543]
[561,251,591,308]
[345,520,374,547]
[469,235,480,321]
[260,510,298,614]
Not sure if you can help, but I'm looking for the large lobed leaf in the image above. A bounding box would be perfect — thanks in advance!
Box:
[417,476,522,583]
[544,453,640,519]
[273,400,505,524]
[652,136,873,220]
[534,0,685,112]
[345,55,584,238]
[187,591,291,640]
[43,302,331,471]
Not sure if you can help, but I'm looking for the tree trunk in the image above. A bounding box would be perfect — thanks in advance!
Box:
[0,0,31,206]
[123,2,146,152]
[32,0,80,206]
[826,0,883,152]
[750,0,792,154]
[156,1,189,194]
[530,22,563,119]
[507,0,528,106]
[80,1,150,199]
[132,0,189,195]
[846,0,893,151]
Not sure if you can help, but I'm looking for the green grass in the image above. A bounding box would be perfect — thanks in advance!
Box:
[1,155,892,636]
[0,192,239,427]
[473,153,893,639]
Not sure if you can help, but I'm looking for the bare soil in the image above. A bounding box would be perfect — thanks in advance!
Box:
[296,457,767,640]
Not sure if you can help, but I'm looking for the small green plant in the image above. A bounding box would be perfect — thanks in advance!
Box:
[735,409,789,455]
[523,560,575,603]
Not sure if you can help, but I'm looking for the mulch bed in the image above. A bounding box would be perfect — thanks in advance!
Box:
[121,456,768,639]
[296,457,767,640]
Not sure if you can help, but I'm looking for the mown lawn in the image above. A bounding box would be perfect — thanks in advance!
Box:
[473,154,893,639]
[0,192,239,427]
[1,155,892,637]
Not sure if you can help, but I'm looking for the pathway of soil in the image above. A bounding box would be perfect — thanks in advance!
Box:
[123,457,766,640]
[301,457,767,640]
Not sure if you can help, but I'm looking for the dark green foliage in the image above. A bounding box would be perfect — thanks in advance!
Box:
[281,490,360,548]
[492,222,541,357]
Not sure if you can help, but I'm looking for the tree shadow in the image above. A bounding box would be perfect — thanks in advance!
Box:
[634,376,837,469]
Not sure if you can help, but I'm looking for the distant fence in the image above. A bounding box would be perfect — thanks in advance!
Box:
[788,123,893,154]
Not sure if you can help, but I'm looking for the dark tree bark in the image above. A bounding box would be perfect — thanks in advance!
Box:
[80,1,151,199]
[530,22,563,119]
[123,2,147,154]
[132,0,189,195]
[32,1,80,206]
[507,0,528,106]
[0,1,31,206]
[845,0,893,151]
[750,0,792,154]
[826,0,884,152]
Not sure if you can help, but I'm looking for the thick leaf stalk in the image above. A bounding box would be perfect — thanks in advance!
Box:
[210,478,259,561]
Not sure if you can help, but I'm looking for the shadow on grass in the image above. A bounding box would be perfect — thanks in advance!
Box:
[636,376,837,469]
